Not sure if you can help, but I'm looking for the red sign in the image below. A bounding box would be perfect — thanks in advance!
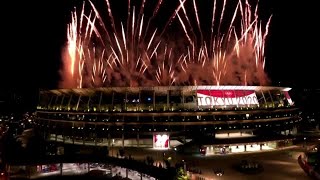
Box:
[197,90,258,106]
[153,134,169,149]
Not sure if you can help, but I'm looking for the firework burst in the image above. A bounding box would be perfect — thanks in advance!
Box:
[61,0,272,88]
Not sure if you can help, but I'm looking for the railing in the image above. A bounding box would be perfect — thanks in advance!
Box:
[298,155,320,180]
[6,155,176,180]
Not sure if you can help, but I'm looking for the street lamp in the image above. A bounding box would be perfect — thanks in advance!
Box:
[182,160,186,172]
[112,139,115,157]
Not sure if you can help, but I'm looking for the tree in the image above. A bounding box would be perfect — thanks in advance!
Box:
[146,156,154,166]
[174,167,190,180]
[2,133,25,161]
[118,148,125,157]
[164,159,171,168]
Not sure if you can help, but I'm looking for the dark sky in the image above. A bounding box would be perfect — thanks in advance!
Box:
[2,0,319,89]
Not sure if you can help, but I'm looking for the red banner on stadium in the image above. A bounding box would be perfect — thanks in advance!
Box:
[153,134,169,149]
[197,90,258,106]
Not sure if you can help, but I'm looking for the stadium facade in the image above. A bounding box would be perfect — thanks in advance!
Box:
[35,86,301,155]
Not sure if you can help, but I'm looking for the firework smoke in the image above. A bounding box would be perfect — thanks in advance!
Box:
[60,0,272,88]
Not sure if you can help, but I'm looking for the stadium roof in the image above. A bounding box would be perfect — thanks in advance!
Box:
[40,86,292,96]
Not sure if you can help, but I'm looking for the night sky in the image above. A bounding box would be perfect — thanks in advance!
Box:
[1,0,319,89]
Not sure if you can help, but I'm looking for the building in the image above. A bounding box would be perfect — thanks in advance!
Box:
[0,88,37,113]
[35,86,301,155]
[295,88,320,132]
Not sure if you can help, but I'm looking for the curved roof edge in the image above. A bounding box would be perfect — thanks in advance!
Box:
[41,86,292,95]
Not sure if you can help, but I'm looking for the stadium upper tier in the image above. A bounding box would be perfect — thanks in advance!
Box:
[37,86,294,112]
[36,86,300,149]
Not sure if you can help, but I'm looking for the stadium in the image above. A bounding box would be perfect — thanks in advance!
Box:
[35,86,301,155]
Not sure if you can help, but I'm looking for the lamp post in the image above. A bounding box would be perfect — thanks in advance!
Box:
[182,160,186,172]
[112,139,115,157]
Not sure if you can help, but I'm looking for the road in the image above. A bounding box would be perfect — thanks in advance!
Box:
[110,146,311,180]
